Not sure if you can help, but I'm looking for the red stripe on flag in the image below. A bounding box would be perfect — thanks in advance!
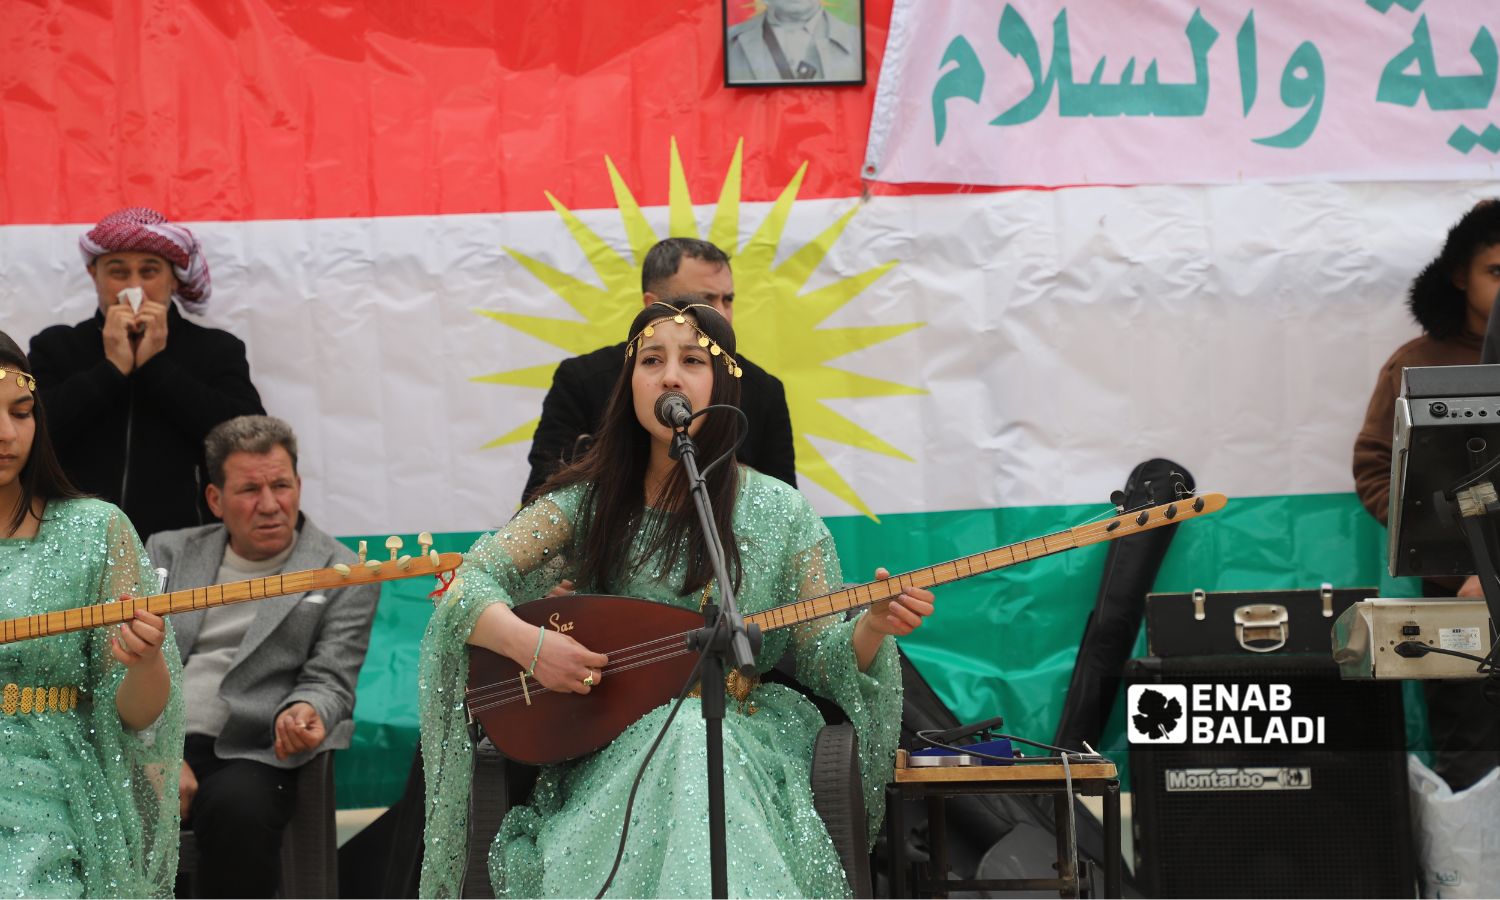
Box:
[0,0,891,225]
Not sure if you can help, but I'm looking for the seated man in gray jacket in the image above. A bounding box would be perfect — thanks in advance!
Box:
[146,415,379,898]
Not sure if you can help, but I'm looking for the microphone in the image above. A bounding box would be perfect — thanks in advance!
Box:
[654,391,695,429]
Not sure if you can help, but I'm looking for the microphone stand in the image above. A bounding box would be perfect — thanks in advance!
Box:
[670,420,761,900]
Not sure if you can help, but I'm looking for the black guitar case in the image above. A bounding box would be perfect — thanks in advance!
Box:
[1053,458,1194,751]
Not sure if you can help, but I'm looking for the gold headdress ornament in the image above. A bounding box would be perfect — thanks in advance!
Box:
[625,303,744,379]
[0,368,36,393]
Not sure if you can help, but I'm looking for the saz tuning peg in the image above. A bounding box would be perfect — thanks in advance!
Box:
[336,533,442,577]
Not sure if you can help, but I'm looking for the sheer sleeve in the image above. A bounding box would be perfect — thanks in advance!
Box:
[786,516,904,847]
[418,487,583,898]
[86,506,184,898]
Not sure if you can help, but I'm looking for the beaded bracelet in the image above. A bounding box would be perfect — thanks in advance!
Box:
[518,626,547,706]
[525,626,546,677]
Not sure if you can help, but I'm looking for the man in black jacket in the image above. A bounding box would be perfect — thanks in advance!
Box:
[522,237,796,503]
[29,207,264,539]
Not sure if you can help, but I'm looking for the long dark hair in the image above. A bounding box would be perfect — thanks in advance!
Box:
[540,298,744,596]
[1410,199,1500,339]
[0,331,83,533]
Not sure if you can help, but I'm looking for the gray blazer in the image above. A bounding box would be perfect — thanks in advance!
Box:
[146,516,379,768]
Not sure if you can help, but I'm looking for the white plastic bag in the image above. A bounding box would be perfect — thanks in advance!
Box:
[1409,754,1500,898]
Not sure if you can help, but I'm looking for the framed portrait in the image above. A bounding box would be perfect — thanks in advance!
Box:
[722,0,866,88]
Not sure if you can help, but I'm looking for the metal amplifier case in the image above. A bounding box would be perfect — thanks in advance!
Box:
[1332,598,1492,679]
[1387,365,1500,578]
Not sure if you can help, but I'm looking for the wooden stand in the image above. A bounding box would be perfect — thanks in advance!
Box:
[885,751,1121,898]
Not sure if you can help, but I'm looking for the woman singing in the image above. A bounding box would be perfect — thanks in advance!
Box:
[418,300,934,897]
[0,330,183,896]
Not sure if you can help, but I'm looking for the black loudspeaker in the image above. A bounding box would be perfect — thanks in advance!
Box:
[1128,655,1416,898]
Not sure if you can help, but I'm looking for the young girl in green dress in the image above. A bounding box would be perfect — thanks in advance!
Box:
[418,301,935,898]
[0,330,183,897]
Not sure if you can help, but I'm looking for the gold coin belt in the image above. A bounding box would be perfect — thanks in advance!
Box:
[1,684,81,716]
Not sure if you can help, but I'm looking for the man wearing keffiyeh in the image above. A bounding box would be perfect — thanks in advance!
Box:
[27,207,264,539]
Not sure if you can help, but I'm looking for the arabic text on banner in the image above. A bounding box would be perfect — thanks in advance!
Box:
[865,0,1500,186]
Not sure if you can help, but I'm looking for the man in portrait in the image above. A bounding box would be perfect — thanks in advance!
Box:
[726,0,862,83]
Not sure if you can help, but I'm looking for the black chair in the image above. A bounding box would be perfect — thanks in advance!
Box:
[178,750,339,898]
[280,750,339,898]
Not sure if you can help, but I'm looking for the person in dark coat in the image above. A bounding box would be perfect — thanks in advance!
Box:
[522,237,796,505]
[1352,198,1500,791]
[28,207,264,540]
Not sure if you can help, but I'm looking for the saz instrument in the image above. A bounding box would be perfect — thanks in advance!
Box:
[467,492,1228,765]
[0,535,462,645]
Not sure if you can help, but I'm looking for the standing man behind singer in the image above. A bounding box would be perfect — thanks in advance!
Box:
[522,237,796,504]
[29,207,264,540]
[147,415,378,898]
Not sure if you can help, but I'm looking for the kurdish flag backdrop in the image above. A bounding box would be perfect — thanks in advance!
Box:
[2,0,1490,807]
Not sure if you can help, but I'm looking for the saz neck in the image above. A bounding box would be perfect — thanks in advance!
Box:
[746,493,1227,634]
[0,551,463,645]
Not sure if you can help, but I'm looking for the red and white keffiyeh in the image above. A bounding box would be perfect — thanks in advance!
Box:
[79,207,212,311]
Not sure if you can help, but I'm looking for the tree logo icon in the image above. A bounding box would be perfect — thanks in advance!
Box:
[1128,684,1188,744]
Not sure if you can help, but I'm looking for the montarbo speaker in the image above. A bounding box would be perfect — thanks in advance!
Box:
[1128,655,1415,898]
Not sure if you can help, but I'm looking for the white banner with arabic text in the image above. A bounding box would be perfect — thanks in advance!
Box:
[865,0,1500,186]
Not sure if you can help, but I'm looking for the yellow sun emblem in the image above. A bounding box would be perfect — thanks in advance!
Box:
[473,138,924,519]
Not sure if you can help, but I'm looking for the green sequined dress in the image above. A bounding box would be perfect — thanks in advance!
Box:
[419,470,902,898]
[0,498,184,898]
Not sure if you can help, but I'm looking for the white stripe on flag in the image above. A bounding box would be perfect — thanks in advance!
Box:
[2,180,1487,533]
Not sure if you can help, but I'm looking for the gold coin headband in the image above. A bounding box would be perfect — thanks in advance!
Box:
[0,368,36,393]
[625,304,743,379]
